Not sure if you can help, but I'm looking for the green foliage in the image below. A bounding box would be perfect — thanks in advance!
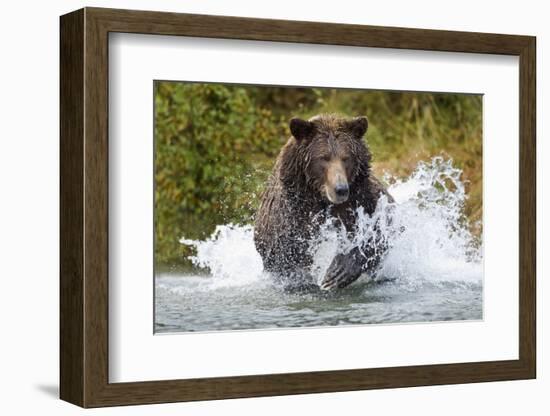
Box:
[154,82,286,268]
[155,82,482,270]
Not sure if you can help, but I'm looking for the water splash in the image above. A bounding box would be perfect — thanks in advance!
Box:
[179,157,482,289]
[180,225,264,288]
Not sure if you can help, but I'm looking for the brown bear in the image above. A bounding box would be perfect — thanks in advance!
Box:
[254,114,393,291]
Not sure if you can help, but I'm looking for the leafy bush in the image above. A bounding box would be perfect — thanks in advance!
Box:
[154,82,286,268]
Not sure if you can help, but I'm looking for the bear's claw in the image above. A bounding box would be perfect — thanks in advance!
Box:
[321,247,364,290]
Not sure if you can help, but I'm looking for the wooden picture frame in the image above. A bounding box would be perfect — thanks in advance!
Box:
[60,7,536,408]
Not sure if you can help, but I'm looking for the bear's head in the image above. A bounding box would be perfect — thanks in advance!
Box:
[285,114,371,205]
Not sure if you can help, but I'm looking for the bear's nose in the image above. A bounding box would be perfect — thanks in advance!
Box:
[335,184,349,198]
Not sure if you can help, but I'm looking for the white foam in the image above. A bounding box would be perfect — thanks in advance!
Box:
[180,224,264,288]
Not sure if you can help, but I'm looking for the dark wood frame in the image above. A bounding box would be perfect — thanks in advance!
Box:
[60,7,536,408]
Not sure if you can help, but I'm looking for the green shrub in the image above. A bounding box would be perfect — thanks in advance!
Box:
[154,82,286,269]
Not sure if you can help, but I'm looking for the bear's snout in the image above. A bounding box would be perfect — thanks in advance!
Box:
[326,180,349,204]
[325,159,349,204]
[335,183,349,198]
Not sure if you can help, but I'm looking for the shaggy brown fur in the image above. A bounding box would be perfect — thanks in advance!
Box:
[254,114,393,291]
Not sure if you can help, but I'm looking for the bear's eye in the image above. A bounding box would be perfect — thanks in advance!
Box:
[321,155,331,162]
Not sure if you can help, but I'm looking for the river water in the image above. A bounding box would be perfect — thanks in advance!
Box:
[155,158,483,333]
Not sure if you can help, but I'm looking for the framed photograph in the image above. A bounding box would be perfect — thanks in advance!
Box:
[60,7,536,408]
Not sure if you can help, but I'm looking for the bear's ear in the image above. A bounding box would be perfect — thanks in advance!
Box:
[346,116,369,138]
[290,118,315,141]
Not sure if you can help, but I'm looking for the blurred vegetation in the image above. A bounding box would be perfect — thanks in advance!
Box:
[155,82,482,270]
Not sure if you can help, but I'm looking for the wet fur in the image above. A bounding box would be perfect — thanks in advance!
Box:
[254,114,393,291]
